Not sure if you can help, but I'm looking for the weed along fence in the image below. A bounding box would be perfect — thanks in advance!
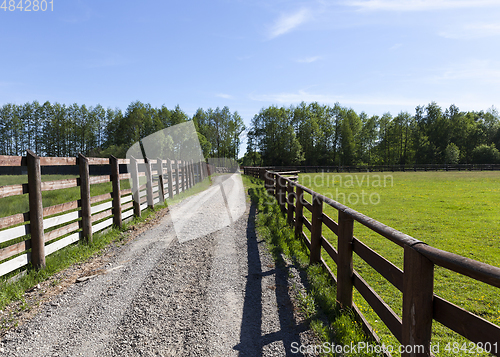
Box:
[0,151,211,279]
[243,167,500,357]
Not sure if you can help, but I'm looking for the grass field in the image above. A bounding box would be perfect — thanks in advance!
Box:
[298,171,500,356]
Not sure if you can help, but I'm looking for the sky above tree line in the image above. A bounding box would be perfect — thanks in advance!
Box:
[1,0,499,155]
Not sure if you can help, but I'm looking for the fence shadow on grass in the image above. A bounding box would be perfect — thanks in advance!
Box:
[233,190,309,356]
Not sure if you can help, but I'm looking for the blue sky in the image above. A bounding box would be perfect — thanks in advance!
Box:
[1,0,500,151]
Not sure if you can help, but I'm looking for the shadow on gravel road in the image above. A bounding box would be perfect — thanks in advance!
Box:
[234,201,309,356]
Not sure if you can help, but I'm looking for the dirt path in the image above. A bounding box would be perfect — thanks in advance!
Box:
[0,174,317,356]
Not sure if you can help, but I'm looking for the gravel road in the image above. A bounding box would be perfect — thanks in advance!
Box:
[0,174,317,356]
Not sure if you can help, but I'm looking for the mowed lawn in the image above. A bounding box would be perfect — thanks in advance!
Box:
[298,171,500,356]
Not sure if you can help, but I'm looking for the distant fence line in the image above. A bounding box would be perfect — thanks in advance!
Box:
[0,152,216,279]
[244,163,500,173]
[243,167,500,357]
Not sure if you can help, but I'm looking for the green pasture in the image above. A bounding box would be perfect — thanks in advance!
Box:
[298,171,500,356]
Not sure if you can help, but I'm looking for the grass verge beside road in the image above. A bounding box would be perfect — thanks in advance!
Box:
[242,175,381,357]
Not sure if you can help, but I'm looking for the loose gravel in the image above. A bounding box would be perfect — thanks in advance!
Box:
[0,174,318,356]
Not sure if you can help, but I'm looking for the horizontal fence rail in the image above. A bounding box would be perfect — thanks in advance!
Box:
[242,163,500,174]
[243,167,500,357]
[0,152,212,279]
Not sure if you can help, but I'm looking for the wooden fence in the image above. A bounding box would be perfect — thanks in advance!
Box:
[0,152,213,278]
[243,167,500,357]
[244,163,500,173]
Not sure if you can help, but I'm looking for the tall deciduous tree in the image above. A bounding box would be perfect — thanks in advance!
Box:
[250,105,303,166]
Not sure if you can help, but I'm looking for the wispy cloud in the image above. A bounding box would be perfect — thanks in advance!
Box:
[268,8,312,39]
[216,93,233,99]
[248,89,498,115]
[427,60,500,84]
[250,90,338,104]
[249,90,419,107]
[345,0,500,11]
[440,23,500,39]
[296,56,322,63]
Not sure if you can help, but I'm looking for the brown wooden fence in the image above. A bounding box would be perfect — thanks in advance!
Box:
[243,167,500,357]
[244,163,500,173]
[0,152,213,278]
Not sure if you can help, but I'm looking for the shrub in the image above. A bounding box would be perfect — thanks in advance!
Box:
[471,143,500,164]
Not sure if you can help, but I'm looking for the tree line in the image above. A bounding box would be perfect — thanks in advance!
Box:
[2,100,499,166]
[242,102,500,166]
[0,101,245,160]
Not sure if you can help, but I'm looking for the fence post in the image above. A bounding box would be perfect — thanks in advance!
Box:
[309,194,323,265]
[263,170,269,194]
[191,160,198,186]
[402,245,434,357]
[26,150,45,269]
[188,160,192,188]
[199,160,204,182]
[275,175,282,207]
[264,170,272,196]
[175,160,181,196]
[184,160,189,189]
[287,180,294,225]
[191,160,195,184]
[280,176,288,212]
[273,173,278,200]
[130,156,141,218]
[275,174,280,203]
[145,158,154,209]
[110,155,122,228]
[295,186,304,240]
[270,171,275,197]
[166,158,174,199]
[184,160,189,190]
[280,176,287,212]
[157,158,165,203]
[337,210,354,308]
[193,160,197,183]
[183,161,187,188]
[188,160,193,188]
[259,168,265,180]
[78,153,92,243]
[190,159,195,187]
[182,161,187,192]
